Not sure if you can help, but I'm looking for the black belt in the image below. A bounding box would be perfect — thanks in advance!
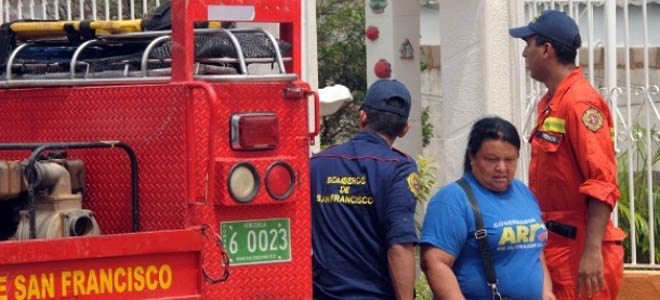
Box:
[545,220,577,239]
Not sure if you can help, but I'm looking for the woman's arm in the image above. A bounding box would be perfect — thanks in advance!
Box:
[541,253,557,300]
[421,245,465,300]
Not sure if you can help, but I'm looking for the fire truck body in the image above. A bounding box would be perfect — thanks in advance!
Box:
[0,1,315,299]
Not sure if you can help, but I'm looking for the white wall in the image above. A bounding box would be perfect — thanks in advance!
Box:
[420,6,441,46]
[365,0,422,158]
[429,0,521,186]
[420,1,660,189]
[421,4,660,48]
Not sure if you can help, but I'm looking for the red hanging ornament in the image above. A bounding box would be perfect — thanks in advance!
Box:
[365,26,379,41]
[374,59,392,79]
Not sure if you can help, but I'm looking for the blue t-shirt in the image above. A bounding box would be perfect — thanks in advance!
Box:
[311,132,419,300]
[421,172,547,300]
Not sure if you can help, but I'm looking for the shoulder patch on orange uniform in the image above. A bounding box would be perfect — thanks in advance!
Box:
[407,172,420,198]
[582,107,604,132]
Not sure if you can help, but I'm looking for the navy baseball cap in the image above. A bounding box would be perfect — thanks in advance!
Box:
[361,79,412,118]
[509,10,581,49]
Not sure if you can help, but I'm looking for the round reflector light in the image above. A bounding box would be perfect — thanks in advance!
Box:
[265,161,295,200]
[228,162,259,203]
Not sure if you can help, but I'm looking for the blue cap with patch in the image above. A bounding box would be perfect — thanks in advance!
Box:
[509,10,581,49]
[361,79,412,118]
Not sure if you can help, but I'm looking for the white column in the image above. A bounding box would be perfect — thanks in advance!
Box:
[303,0,320,153]
[604,0,618,226]
[436,0,521,185]
[365,0,422,158]
[604,0,617,148]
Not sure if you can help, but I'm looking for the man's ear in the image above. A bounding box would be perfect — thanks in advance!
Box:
[542,42,553,59]
[398,121,411,138]
[359,110,368,129]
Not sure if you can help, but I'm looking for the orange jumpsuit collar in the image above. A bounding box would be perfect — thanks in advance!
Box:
[541,66,584,112]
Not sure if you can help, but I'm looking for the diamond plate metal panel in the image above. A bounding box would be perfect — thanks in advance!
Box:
[195,82,312,299]
[0,85,189,233]
[0,80,312,299]
[192,88,211,204]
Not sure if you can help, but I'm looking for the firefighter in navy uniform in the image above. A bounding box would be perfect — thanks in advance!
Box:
[311,79,419,300]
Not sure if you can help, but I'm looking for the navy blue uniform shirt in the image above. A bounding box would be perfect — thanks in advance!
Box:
[311,131,419,300]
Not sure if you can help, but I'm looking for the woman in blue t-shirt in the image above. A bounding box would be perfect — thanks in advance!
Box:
[420,116,555,300]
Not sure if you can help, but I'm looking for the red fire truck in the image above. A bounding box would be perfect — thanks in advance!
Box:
[0,0,317,299]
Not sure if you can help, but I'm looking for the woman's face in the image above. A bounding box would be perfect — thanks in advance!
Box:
[470,139,519,192]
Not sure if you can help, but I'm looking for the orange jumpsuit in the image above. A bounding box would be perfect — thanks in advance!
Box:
[529,67,626,300]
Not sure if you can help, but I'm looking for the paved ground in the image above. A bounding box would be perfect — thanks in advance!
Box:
[618,271,660,299]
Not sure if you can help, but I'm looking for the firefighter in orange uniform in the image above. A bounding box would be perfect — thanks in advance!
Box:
[509,10,626,300]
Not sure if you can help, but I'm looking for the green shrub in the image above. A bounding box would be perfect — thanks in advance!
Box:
[414,155,437,299]
[414,155,437,231]
[422,106,434,148]
[616,123,660,264]
[415,273,433,300]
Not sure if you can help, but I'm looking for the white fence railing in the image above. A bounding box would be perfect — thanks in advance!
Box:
[1,0,161,22]
[519,0,660,269]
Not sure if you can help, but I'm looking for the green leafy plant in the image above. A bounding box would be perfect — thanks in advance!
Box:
[413,155,437,299]
[415,272,433,300]
[422,106,434,148]
[415,155,437,221]
[616,123,660,264]
[317,0,367,145]
[419,47,430,72]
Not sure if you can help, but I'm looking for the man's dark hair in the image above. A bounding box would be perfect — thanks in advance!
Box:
[463,116,521,173]
[534,34,580,65]
[363,98,408,138]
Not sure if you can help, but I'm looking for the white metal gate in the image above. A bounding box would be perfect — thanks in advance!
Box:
[518,0,660,269]
[1,0,161,22]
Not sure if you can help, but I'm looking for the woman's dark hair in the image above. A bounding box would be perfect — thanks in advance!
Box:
[535,34,580,65]
[463,116,521,173]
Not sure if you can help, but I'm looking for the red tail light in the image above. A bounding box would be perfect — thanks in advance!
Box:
[231,113,279,150]
[265,161,295,200]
